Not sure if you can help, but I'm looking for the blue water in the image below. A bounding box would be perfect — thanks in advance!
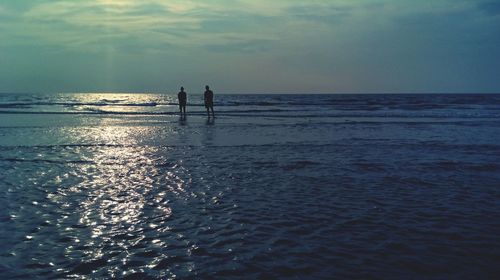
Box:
[1,93,499,279]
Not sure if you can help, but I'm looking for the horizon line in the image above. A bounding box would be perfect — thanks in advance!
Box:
[1,91,500,95]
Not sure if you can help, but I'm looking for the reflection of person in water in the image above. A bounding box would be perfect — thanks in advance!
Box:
[204,85,215,118]
[178,86,187,118]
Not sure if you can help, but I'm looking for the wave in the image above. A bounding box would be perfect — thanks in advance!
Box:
[0,101,160,107]
[0,101,293,108]
[0,157,94,164]
[281,160,320,170]
[2,94,500,121]
[1,110,500,120]
[2,94,500,110]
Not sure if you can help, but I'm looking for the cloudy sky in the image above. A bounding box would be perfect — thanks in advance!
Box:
[0,0,499,93]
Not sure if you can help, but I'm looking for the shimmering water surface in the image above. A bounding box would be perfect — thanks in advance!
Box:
[1,93,500,279]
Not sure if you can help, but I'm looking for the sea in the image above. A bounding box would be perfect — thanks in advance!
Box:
[0,93,499,279]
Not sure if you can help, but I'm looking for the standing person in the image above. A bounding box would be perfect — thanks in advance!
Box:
[178,86,187,118]
[204,85,215,118]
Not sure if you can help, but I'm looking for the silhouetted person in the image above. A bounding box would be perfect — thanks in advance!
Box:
[178,86,187,118]
[204,85,215,118]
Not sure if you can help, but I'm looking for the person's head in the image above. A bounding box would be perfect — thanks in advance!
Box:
[180,86,184,91]
[205,85,210,90]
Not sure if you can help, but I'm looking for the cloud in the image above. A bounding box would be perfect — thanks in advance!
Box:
[477,1,500,16]
[15,1,198,52]
[15,0,337,54]
[286,3,352,24]
[203,39,274,53]
[1,0,500,93]
[17,1,275,51]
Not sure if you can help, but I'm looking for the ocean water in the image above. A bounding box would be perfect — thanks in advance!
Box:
[0,93,500,279]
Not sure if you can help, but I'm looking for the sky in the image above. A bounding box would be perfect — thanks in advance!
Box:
[0,0,499,94]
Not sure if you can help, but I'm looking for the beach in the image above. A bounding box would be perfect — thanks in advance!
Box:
[1,93,500,279]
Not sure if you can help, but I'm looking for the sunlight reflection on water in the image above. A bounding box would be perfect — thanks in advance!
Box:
[52,124,194,278]
[66,93,177,115]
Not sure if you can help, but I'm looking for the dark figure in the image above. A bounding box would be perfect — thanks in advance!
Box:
[178,86,187,118]
[204,85,215,118]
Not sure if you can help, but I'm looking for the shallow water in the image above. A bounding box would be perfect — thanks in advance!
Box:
[1,93,500,279]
